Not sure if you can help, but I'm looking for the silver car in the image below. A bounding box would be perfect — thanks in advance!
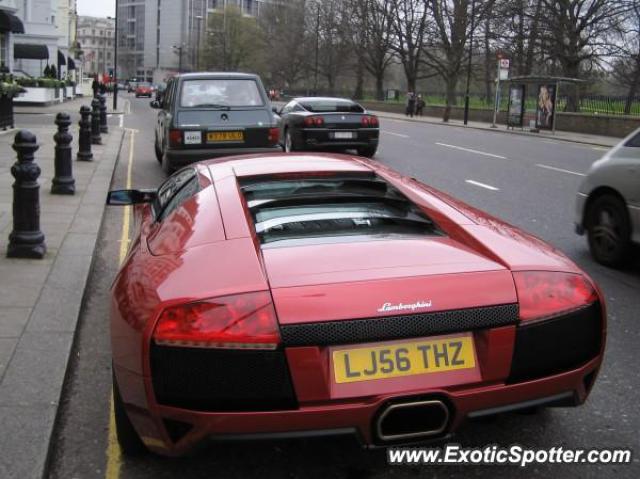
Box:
[575,128,640,267]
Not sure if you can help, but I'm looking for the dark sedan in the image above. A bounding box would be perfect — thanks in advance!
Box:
[278,97,379,157]
[152,72,281,173]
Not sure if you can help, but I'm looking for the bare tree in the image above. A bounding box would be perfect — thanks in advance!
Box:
[389,0,431,92]
[201,6,264,72]
[540,0,630,110]
[346,0,395,100]
[612,1,640,114]
[421,0,494,121]
[258,0,307,89]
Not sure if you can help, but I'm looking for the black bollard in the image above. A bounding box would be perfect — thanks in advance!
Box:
[7,130,46,259]
[91,98,102,145]
[99,94,108,134]
[77,105,93,161]
[51,112,75,195]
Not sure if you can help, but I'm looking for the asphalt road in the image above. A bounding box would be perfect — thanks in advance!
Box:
[47,94,640,478]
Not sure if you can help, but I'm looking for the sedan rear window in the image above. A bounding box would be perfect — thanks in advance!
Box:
[180,79,264,108]
[300,100,364,113]
[240,173,442,245]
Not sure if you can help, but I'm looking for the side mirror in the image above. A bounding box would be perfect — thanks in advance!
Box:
[272,106,280,115]
[107,189,157,206]
[150,100,160,109]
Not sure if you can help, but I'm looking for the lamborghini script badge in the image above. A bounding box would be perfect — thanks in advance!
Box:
[377,301,433,313]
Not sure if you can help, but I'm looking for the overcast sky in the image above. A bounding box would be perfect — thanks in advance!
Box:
[78,0,115,18]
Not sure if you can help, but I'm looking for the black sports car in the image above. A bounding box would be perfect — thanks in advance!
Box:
[277,97,379,157]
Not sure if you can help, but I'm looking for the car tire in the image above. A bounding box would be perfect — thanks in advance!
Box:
[113,370,148,456]
[357,145,377,158]
[154,134,162,163]
[161,151,174,175]
[284,128,297,153]
[586,194,631,267]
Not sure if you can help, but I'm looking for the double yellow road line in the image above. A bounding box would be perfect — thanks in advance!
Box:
[106,128,136,479]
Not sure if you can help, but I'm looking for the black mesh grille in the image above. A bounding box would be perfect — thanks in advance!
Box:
[281,304,519,347]
[508,303,603,383]
[151,345,298,412]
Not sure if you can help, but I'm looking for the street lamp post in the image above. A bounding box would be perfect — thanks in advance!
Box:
[313,1,320,95]
[113,0,118,110]
[173,44,185,73]
[463,0,476,126]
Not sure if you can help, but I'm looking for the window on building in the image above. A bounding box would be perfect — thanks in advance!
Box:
[0,33,6,68]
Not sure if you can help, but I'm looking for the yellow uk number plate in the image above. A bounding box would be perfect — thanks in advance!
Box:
[332,334,476,384]
[207,131,244,142]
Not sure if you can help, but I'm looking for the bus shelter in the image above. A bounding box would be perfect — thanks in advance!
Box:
[503,76,586,134]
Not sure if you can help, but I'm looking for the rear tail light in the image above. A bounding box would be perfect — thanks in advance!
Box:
[268,127,280,145]
[513,271,599,322]
[303,116,324,127]
[168,129,182,147]
[153,291,280,350]
[361,115,379,127]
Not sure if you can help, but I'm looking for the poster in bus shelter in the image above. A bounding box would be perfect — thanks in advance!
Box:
[507,85,525,127]
[536,84,557,130]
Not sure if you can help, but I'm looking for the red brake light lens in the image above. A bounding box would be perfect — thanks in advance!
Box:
[303,116,324,127]
[168,129,182,147]
[361,115,378,127]
[153,291,280,349]
[268,127,280,145]
[513,271,599,321]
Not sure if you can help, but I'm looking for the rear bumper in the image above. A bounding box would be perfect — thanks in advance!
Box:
[165,145,282,168]
[299,128,379,150]
[115,356,601,456]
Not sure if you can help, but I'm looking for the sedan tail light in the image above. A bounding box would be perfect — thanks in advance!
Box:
[361,115,379,127]
[153,291,280,350]
[303,116,324,127]
[268,127,280,145]
[513,271,599,322]
[168,129,183,147]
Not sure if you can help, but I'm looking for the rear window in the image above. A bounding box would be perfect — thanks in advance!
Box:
[180,79,264,108]
[300,100,364,113]
[138,82,151,87]
[239,173,442,245]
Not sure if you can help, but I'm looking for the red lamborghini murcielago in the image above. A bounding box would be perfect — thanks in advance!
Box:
[108,153,606,456]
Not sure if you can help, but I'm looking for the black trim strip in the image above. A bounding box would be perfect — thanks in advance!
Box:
[281,303,519,347]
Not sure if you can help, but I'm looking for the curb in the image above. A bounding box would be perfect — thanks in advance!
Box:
[371,111,617,148]
[0,127,126,479]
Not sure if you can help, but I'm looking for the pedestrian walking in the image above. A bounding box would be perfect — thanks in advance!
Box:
[416,94,425,116]
[406,92,416,118]
[91,78,99,97]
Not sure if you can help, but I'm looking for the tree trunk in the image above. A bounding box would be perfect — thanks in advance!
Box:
[353,58,364,100]
[484,18,493,106]
[443,75,458,122]
[375,74,384,101]
[624,73,640,115]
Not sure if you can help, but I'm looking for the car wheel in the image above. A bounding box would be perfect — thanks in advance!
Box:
[357,145,377,158]
[284,129,297,153]
[154,134,162,163]
[161,152,174,175]
[113,370,148,456]
[586,194,631,267]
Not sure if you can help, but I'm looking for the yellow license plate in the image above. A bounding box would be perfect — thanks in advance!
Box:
[332,334,476,384]
[207,131,244,142]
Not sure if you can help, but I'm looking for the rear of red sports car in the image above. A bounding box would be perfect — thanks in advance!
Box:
[110,153,605,456]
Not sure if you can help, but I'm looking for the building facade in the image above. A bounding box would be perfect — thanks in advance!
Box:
[0,0,78,78]
[77,16,115,77]
[117,0,279,83]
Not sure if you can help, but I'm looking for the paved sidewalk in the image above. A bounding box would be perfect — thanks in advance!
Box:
[0,121,124,478]
[15,95,128,115]
[370,109,620,148]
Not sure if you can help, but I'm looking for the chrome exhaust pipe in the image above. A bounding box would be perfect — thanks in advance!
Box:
[376,399,449,442]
